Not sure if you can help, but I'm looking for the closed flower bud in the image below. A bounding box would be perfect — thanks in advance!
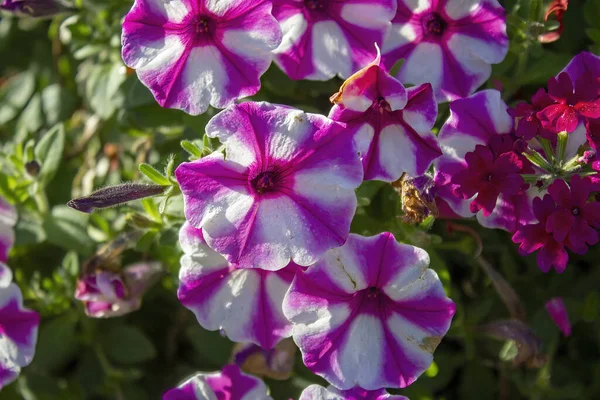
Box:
[67,183,166,213]
[0,0,76,18]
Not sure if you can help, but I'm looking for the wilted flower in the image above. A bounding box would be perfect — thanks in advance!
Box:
[329,47,441,182]
[271,0,396,80]
[300,384,409,400]
[75,262,162,318]
[381,0,509,102]
[479,319,544,367]
[0,197,16,263]
[393,174,438,224]
[162,365,272,400]
[0,0,76,18]
[0,263,40,390]
[122,0,282,115]
[284,232,455,390]
[538,0,569,44]
[545,297,571,337]
[175,102,363,271]
[178,223,298,349]
[231,338,296,380]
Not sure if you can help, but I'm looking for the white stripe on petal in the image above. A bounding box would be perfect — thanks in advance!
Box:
[382,22,417,53]
[340,2,395,29]
[386,311,435,370]
[310,21,353,79]
[338,313,385,389]
[141,0,190,23]
[177,45,228,114]
[444,0,492,20]
[126,34,185,74]
[353,122,376,160]
[381,247,430,301]
[274,12,308,54]
[398,42,443,91]
[378,123,419,178]
[403,0,433,13]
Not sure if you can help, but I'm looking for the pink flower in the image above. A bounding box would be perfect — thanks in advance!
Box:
[162,365,271,400]
[434,90,535,232]
[75,262,162,318]
[122,0,282,115]
[272,0,396,80]
[178,223,297,349]
[545,175,600,254]
[537,72,600,133]
[545,297,571,337]
[0,263,40,390]
[300,384,409,400]
[381,0,508,102]
[329,48,441,182]
[175,102,363,271]
[512,195,569,273]
[283,232,455,390]
[0,196,16,263]
[509,88,556,140]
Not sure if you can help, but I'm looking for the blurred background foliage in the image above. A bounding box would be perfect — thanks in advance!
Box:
[0,0,599,399]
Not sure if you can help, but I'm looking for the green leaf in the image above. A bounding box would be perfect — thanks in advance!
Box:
[181,140,203,158]
[139,163,171,186]
[31,313,78,372]
[43,205,95,255]
[34,124,65,184]
[41,84,77,126]
[101,325,157,365]
[0,71,35,125]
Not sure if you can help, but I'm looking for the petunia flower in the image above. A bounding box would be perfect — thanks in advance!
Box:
[300,384,409,400]
[512,195,569,273]
[329,48,441,182]
[544,175,600,254]
[122,0,282,115]
[0,263,40,391]
[178,222,297,349]
[0,197,16,263]
[75,262,162,318]
[175,102,363,271]
[381,0,508,102]
[545,297,571,337]
[434,90,535,232]
[271,0,396,80]
[283,232,455,390]
[162,365,272,400]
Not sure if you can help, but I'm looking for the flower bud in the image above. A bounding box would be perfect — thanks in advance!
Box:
[75,262,162,318]
[545,297,571,337]
[67,183,166,213]
[0,0,76,18]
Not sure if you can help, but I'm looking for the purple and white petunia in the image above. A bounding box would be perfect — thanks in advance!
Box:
[178,222,297,349]
[329,47,441,181]
[0,263,40,391]
[162,364,272,400]
[0,197,16,263]
[74,262,162,318]
[271,0,396,80]
[300,384,409,400]
[122,0,282,115]
[175,101,363,271]
[381,0,509,102]
[434,90,535,232]
[284,232,455,390]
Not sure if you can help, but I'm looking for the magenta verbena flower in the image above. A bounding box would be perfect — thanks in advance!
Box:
[381,0,508,102]
[545,175,600,254]
[537,72,600,134]
[300,384,409,400]
[434,90,535,232]
[0,197,16,263]
[283,232,455,390]
[0,263,40,391]
[175,101,363,271]
[178,222,297,349]
[162,365,272,400]
[512,195,569,273]
[272,0,396,80]
[75,262,162,318]
[329,48,441,182]
[509,88,556,140]
[122,0,282,115]
[545,297,571,337]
